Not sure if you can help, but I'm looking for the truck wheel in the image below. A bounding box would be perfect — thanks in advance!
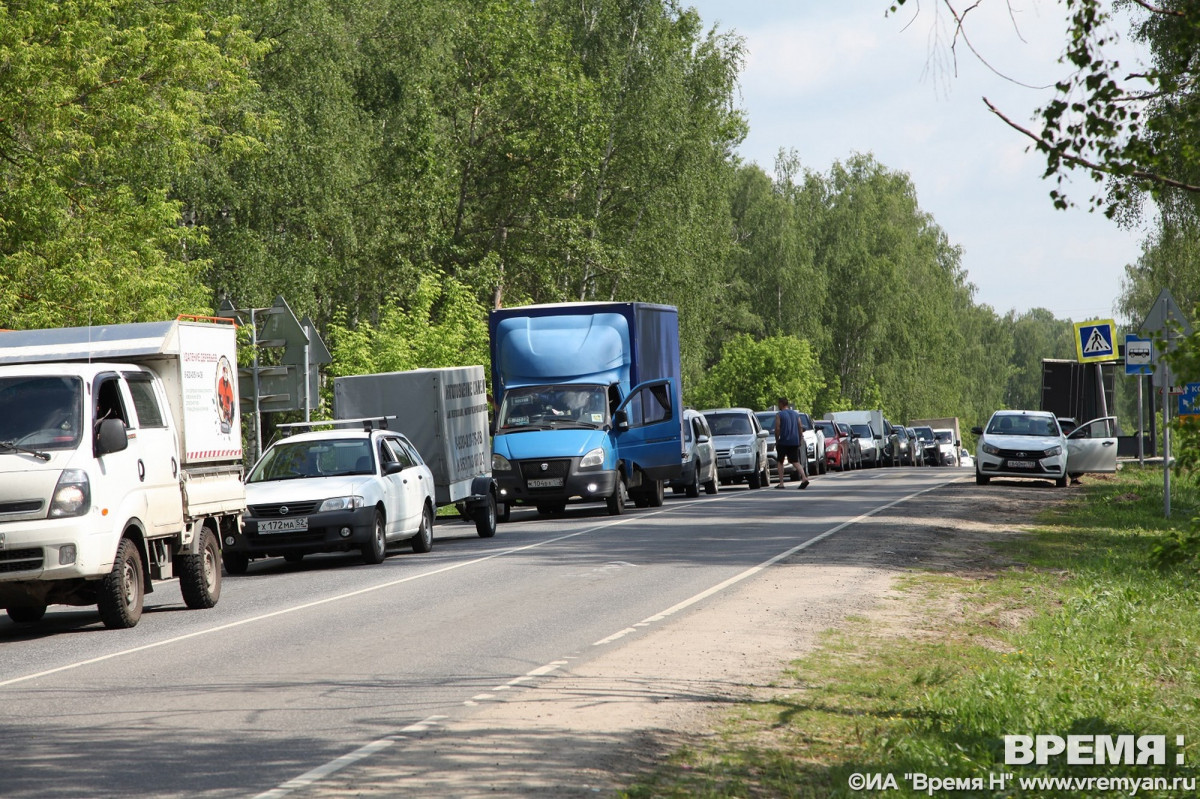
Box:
[474,494,497,538]
[6,605,47,624]
[179,525,221,610]
[411,504,434,553]
[606,478,628,516]
[361,510,388,564]
[685,461,701,498]
[223,552,250,575]
[98,537,144,629]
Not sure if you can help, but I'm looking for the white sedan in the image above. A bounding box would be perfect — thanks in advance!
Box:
[972,410,1118,488]
[226,425,436,572]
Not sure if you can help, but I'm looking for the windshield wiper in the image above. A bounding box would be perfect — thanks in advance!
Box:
[0,441,51,461]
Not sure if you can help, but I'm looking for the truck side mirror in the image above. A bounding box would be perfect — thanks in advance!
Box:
[96,418,129,456]
[614,409,629,429]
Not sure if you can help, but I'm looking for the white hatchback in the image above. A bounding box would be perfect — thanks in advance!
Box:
[227,425,436,572]
[972,410,1118,487]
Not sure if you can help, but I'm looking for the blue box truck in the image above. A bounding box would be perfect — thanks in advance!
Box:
[489,302,684,517]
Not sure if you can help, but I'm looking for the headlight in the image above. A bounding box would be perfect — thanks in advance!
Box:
[982,443,1000,455]
[579,447,605,468]
[49,469,90,518]
[733,445,752,455]
[1044,445,1062,457]
[492,453,512,472]
[318,496,365,512]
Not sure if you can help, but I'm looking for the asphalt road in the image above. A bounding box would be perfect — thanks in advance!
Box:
[0,466,964,798]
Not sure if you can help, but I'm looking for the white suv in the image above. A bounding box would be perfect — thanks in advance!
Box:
[229,425,436,572]
[703,408,771,488]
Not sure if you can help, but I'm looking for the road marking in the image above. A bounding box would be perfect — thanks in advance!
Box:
[247,474,959,799]
[590,478,954,646]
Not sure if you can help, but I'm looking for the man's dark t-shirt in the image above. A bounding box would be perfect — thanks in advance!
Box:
[776,408,801,447]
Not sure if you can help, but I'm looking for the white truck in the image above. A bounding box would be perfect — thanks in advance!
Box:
[333,366,499,535]
[0,319,246,628]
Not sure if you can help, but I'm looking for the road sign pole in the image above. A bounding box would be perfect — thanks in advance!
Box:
[1164,361,1171,519]
[1138,375,1145,467]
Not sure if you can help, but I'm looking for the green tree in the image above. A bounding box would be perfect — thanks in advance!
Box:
[0,0,265,328]
[689,334,823,412]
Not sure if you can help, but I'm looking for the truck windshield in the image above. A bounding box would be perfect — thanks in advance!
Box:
[0,376,83,452]
[248,438,374,482]
[497,385,608,430]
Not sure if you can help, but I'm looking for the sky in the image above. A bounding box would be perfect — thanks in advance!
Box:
[685,0,1149,322]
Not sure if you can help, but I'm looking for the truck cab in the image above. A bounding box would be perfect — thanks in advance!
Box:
[489,303,684,516]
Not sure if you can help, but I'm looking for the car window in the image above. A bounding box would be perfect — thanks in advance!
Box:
[705,413,752,436]
[683,416,694,443]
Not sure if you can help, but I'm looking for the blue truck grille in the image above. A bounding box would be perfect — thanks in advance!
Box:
[518,460,570,481]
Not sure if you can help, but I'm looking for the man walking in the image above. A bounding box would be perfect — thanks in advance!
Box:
[774,397,810,489]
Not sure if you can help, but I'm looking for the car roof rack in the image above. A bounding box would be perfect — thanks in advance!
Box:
[276,416,395,436]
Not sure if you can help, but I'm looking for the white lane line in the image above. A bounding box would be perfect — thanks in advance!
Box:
[254,475,958,798]
[590,479,952,646]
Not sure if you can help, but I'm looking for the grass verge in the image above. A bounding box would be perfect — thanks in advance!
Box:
[619,467,1200,798]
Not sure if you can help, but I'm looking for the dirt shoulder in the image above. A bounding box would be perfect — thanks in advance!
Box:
[302,478,1073,798]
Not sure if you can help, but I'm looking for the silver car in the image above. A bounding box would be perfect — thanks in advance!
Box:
[670,409,719,497]
[703,408,771,489]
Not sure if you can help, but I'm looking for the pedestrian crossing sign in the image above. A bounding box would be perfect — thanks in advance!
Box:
[1074,319,1118,363]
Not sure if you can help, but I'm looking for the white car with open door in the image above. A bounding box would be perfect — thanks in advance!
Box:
[1064,416,1119,480]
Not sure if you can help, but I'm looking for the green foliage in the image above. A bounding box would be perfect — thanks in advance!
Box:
[689,334,823,411]
[0,0,266,328]
[325,272,489,378]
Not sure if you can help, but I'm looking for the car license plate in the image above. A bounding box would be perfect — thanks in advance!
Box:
[258,517,308,534]
[1006,460,1036,470]
[527,478,563,489]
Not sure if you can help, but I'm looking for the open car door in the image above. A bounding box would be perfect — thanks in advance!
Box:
[1066,416,1119,476]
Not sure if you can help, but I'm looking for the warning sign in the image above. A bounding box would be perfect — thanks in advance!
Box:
[1074,319,1118,363]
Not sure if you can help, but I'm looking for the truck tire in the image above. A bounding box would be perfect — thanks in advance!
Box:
[474,494,497,538]
[411,504,434,553]
[361,510,388,564]
[606,478,628,516]
[223,552,250,575]
[179,525,222,610]
[98,537,144,629]
[6,605,47,624]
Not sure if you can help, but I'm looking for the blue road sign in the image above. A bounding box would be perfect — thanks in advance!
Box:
[1075,319,1117,362]
[1125,333,1153,376]
[1180,382,1200,416]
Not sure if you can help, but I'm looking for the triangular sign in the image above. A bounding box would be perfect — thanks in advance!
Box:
[1083,327,1110,354]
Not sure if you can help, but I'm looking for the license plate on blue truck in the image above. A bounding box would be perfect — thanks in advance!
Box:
[527,478,563,488]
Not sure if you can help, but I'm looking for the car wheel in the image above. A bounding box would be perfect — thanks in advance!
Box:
[98,537,144,629]
[179,525,221,609]
[975,471,989,485]
[474,493,497,538]
[606,478,628,515]
[648,479,665,507]
[1055,476,1068,488]
[411,504,434,553]
[361,510,388,564]
[748,461,762,489]
[6,605,46,624]
[685,460,701,498]
[703,462,718,495]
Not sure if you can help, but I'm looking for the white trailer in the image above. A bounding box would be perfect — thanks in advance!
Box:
[0,318,245,628]
[333,366,499,536]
